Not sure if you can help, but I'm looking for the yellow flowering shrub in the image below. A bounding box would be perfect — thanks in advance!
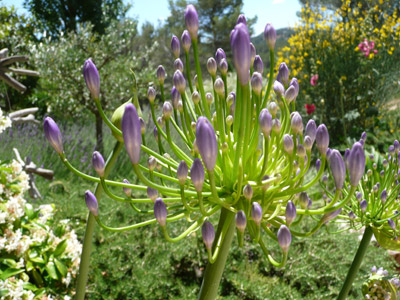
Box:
[279,0,400,145]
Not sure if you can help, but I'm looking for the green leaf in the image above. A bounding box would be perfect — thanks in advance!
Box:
[22,282,38,291]
[0,289,9,297]
[54,259,68,278]
[53,239,68,257]
[45,261,59,280]
[0,268,25,280]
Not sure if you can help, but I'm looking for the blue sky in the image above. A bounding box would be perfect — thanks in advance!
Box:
[2,0,300,36]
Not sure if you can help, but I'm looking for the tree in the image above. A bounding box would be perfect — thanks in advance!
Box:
[23,0,128,37]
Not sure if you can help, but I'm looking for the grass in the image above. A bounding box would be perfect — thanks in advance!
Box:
[0,118,397,299]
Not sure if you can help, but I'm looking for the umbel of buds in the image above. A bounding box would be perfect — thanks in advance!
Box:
[44,5,369,300]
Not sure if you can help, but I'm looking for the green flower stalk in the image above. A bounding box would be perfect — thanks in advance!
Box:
[43,5,364,299]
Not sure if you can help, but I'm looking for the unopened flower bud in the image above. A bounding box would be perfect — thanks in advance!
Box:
[253,55,263,74]
[43,117,64,155]
[163,102,173,119]
[191,91,200,105]
[171,87,180,109]
[206,92,213,105]
[83,59,100,99]
[388,218,396,230]
[251,202,262,226]
[305,120,317,143]
[251,72,263,96]
[250,42,256,64]
[286,201,297,226]
[231,23,251,86]
[272,118,281,134]
[181,30,191,52]
[315,159,321,171]
[349,211,356,220]
[219,58,228,75]
[196,117,218,171]
[259,108,272,137]
[243,184,253,200]
[316,124,329,155]
[277,225,291,253]
[329,150,346,190]
[304,136,312,151]
[191,158,205,192]
[226,115,233,127]
[202,221,215,250]
[154,197,167,226]
[264,23,276,49]
[122,179,132,197]
[85,190,98,216]
[361,131,367,141]
[348,142,365,186]
[171,35,180,58]
[394,140,400,152]
[283,134,294,155]
[285,85,296,103]
[237,14,247,25]
[268,101,278,118]
[122,104,142,165]
[273,80,285,97]
[235,210,247,232]
[381,189,387,204]
[174,58,183,72]
[360,199,367,212]
[156,65,166,84]
[148,156,157,171]
[139,117,146,135]
[92,151,105,177]
[214,78,225,97]
[297,144,306,157]
[177,100,183,113]
[185,5,199,39]
[291,112,303,134]
[215,48,226,65]
[173,70,186,93]
[277,62,289,85]
[321,207,342,224]
[299,192,308,209]
[290,77,299,97]
[147,87,156,103]
[147,187,158,202]
[207,57,217,76]
[356,192,362,201]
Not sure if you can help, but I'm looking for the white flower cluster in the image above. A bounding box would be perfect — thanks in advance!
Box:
[0,160,82,299]
[0,107,11,135]
[363,266,400,300]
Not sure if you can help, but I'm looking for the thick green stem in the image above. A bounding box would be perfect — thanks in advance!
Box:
[337,226,373,300]
[198,208,235,300]
[75,142,123,300]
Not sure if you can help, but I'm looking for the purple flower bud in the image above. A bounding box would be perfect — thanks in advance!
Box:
[251,72,263,96]
[360,199,367,212]
[316,159,321,172]
[297,144,306,157]
[394,140,400,152]
[192,91,200,105]
[43,117,63,154]
[381,189,387,204]
[236,14,247,25]
[243,184,253,200]
[83,59,100,99]
[207,57,217,76]
[359,139,364,146]
[219,58,228,75]
[315,124,329,155]
[286,201,297,226]
[388,218,396,230]
[305,120,317,143]
[284,86,296,103]
[174,58,184,72]
[181,30,191,52]
[231,23,251,86]
[272,118,281,134]
[264,23,276,49]
[321,207,342,224]
[235,210,247,232]
[215,48,226,65]
[361,131,367,141]
[196,117,218,171]
[173,70,186,93]
[291,112,303,135]
[273,80,285,97]
[147,187,158,202]
[202,221,215,250]
[268,101,278,118]
[185,5,199,39]
[171,87,180,109]
[304,136,312,151]
[277,225,291,253]
[147,86,156,103]
[171,35,180,58]
[139,117,146,134]
[156,65,166,84]
[214,78,225,97]
[153,126,158,142]
[277,62,289,85]
[290,78,299,97]
[123,179,132,197]
[121,104,142,165]
[250,43,256,64]
[85,190,98,216]
[92,151,105,177]
[154,197,167,226]
[329,150,346,190]
[253,55,263,74]
[177,160,189,185]
[259,109,273,137]
[356,192,362,201]
[349,211,356,220]
[191,158,205,192]
[251,202,262,226]
[299,192,309,209]
[148,156,157,171]
[283,134,294,155]
[348,142,365,186]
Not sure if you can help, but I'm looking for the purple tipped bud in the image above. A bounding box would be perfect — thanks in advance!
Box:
[264,23,276,49]
[316,159,321,171]
[83,59,100,99]
[153,126,158,142]
[181,30,191,52]
[185,5,199,39]
[163,102,173,120]
[174,58,184,72]
[273,80,285,97]
[251,72,263,96]
[43,117,63,154]
[389,145,395,155]
[394,140,400,152]
[388,218,396,230]
[277,62,289,85]
[214,78,225,97]
[171,35,180,58]
[250,43,256,64]
[206,92,213,105]
[348,142,365,186]
[121,104,142,165]
[299,192,309,209]
[85,190,98,216]
[92,151,105,177]
[349,211,356,220]
[171,87,180,108]
[321,207,342,224]
[283,134,294,155]
[156,65,166,84]
[305,120,317,143]
[147,187,158,202]
[315,124,329,155]
[139,118,146,134]
[360,199,367,212]
[286,201,297,226]
[148,156,157,171]
[304,136,313,151]
[290,78,299,97]
[219,58,228,75]
[173,70,186,93]
[231,23,251,86]
[253,55,263,74]
[191,158,205,192]
[177,160,189,185]
[329,150,346,190]
[122,179,132,197]
[236,14,247,25]
[192,91,200,105]
[154,198,167,226]
[215,48,226,65]
[259,109,272,137]
[235,210,247,232]
[147,86,156,103]
[356,192,362,201]
[272,118,281,134]
[297,144,306,157]
[243,184,253,200]
[291,112,303,134]
[202,221,215,249]
[381,189,387,204]
[196,117,218,171]
[207,57,217,76]
[361,131,367,141]
[268,101,278,118]
[285,85,297,103]
[277,225,291,253]
[251,202,262,226]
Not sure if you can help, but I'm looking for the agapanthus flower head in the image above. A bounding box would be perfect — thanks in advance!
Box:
[230,23,251,86]
[43,117,63,155]
[83,58,100,99]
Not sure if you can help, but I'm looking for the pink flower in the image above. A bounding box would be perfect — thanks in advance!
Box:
[310,74,318,86]
[305,104,316,115]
